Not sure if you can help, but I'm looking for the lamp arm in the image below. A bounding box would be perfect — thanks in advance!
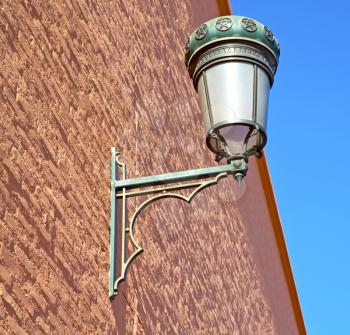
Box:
[109,147,247,298]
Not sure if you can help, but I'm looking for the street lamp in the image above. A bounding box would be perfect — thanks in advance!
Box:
[185,15,280,183]
[109,15,280,298]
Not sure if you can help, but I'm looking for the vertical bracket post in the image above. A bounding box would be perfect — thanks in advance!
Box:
[109,148,117,298]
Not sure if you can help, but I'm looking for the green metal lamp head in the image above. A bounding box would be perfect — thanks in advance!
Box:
[184,16,280,164]
[185,15,280,79]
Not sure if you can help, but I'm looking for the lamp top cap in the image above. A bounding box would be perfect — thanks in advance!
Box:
[185,15,280,66]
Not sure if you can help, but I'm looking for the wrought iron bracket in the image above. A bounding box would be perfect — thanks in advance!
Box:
[109,147,248,298]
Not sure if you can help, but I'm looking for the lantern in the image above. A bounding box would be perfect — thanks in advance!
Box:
[185,16,280,161]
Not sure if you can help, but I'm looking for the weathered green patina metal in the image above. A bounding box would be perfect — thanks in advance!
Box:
[185,15,280,79]
[109,147,248,298]
[109,148,118,298]
[108,17,281,298]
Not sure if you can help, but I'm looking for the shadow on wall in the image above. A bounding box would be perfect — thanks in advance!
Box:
[111,283,127,335]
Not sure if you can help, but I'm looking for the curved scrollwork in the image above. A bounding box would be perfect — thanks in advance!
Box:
[113,172,228,292]
[109,147,247,298]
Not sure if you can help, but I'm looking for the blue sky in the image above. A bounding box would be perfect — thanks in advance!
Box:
[230,0,350,333]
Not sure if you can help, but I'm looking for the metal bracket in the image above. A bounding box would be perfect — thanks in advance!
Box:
[109,147,248,298]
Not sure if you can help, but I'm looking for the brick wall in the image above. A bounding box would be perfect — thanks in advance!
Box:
[0,0,299,334]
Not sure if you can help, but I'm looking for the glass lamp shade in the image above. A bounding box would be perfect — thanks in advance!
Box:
[197,60,269,158]
[185,16,280,160]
